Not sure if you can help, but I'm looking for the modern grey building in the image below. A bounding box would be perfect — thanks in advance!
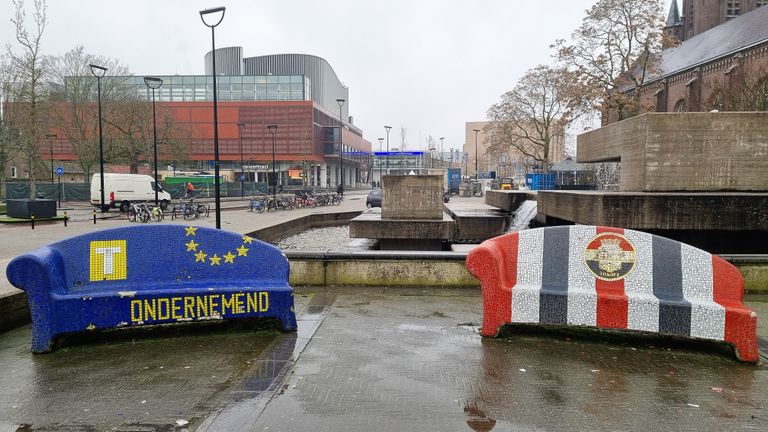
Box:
[205,49,350,122]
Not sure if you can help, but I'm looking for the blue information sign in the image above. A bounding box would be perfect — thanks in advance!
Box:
[55,167,64,176]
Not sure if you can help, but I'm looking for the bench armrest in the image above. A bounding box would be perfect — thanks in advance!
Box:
[6,247,67,297]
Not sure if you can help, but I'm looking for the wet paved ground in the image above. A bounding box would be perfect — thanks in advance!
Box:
[1,288,766,431]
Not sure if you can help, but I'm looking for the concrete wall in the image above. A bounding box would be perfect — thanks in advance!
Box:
[537,191,768,230]
[382,175,443,219]
[578,112,768,191]
[286,252,479,287]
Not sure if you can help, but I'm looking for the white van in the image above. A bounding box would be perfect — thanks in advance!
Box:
[90,173,171,212]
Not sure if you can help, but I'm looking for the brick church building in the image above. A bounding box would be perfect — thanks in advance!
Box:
[607,1,768,123]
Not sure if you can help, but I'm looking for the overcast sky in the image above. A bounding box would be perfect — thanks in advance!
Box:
[2,0,632,152]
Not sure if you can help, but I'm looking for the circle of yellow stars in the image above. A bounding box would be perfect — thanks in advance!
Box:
[183,225,252,266]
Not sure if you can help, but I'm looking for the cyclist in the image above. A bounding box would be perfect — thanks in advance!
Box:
[185,182,195,199]
[336,183,344,197]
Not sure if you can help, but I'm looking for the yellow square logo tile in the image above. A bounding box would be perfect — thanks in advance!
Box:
[89,240,127,281]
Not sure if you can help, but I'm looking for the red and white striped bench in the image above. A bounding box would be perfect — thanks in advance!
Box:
[466,226,759,362]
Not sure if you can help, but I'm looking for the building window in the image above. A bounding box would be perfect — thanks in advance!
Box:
[758,0,768,7]
[727,1,741,18]
[674,99,688,112]
[11,166,17,178]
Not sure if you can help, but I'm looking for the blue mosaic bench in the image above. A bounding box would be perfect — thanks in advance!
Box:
[6,225,297,353]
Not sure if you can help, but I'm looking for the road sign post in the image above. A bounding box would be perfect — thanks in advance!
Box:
[56,167,64,208]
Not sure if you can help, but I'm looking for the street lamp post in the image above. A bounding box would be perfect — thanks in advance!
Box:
[439,137,444,169]
[200,6,226,229]
[384,125,392,175]
[143,76,163,207]
[45,133,56,183]
[473,129,480,181]
[89,64,108,212]
[237,121,245,197]
[336,99,346,191]
[377,137,383,186]
[267,124,278,198]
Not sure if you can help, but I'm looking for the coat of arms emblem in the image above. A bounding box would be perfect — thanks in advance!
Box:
[584,232,637,281]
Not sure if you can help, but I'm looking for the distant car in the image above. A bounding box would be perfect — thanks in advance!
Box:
[366,189,382,208]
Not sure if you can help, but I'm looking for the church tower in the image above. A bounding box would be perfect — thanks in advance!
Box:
[663,0,684,49]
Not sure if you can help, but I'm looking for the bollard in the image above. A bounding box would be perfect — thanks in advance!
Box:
[93,209,96,224]
[64,211,68,227]
[31,214,35,230]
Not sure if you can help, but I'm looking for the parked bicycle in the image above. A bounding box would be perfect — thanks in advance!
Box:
[127,203,156,223]
[172,198,210,220]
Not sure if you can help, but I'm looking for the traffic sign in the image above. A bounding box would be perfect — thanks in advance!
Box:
[55,167,64,176]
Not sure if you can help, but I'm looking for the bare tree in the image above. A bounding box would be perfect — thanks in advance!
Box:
[4,0,49,198]
[485,65,577,171]
[553,0,665,121]
[48,46,130,179]
[399,126,407,151]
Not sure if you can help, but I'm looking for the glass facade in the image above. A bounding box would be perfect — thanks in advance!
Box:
[69,75,311,103]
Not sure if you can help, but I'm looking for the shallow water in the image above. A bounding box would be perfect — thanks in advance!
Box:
[274,226,377,251]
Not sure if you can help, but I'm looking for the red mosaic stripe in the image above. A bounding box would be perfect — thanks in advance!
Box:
[711,255,759,362]
[594,226,629,329]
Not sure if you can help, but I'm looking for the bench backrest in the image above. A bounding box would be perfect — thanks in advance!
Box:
[7,224,289,295]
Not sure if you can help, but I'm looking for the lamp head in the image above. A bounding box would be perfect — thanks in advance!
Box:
[200,6,226,27]
[143,76,163,90]
[378,138,384,143]
[89,64,107,78]
[45,133,57,139]
[384,125,392,132]
[267,124,278,133]
[237,121,245,128]
[336,98,346,107]
[473,129,480,133]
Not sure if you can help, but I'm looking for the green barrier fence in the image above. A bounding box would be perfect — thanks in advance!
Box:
[4,181,272,201]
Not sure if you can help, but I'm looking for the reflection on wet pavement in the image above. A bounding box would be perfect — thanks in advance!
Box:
[254,290,768,432]
[0,290,766,431]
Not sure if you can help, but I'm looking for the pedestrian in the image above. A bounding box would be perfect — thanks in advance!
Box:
[336,182,344,196]
[186,182,195,199]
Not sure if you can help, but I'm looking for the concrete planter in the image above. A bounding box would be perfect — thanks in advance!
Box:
[6,199,57,219]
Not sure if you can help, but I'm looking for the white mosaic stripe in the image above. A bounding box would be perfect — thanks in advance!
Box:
[680,243,725,341]
[567,226,597,327]
[623,229,659,332]
[512,228,544,323]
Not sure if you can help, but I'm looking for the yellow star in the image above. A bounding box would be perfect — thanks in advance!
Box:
[194,250,207,262]
[242,236,253,244]
[185,226,198,236]
[209,254,221,266]
[224,251,236,264]
[185,239,199,251]
[236,245,249,257]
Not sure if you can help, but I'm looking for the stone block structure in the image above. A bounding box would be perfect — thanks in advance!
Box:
[382,175,443,219]
[578,112,768,192]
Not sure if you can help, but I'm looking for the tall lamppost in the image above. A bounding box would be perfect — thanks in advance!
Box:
[143,76,162,206]
[200,6,226,229]
[473,129,480,181]
[45,133,56,183]
[336,98,345,191]
[439,137,444,169]
[237,121,245,197]
[267,124,278,198]
[384,125,392,175]
[377,137,383,186]
[90,64,108,212]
